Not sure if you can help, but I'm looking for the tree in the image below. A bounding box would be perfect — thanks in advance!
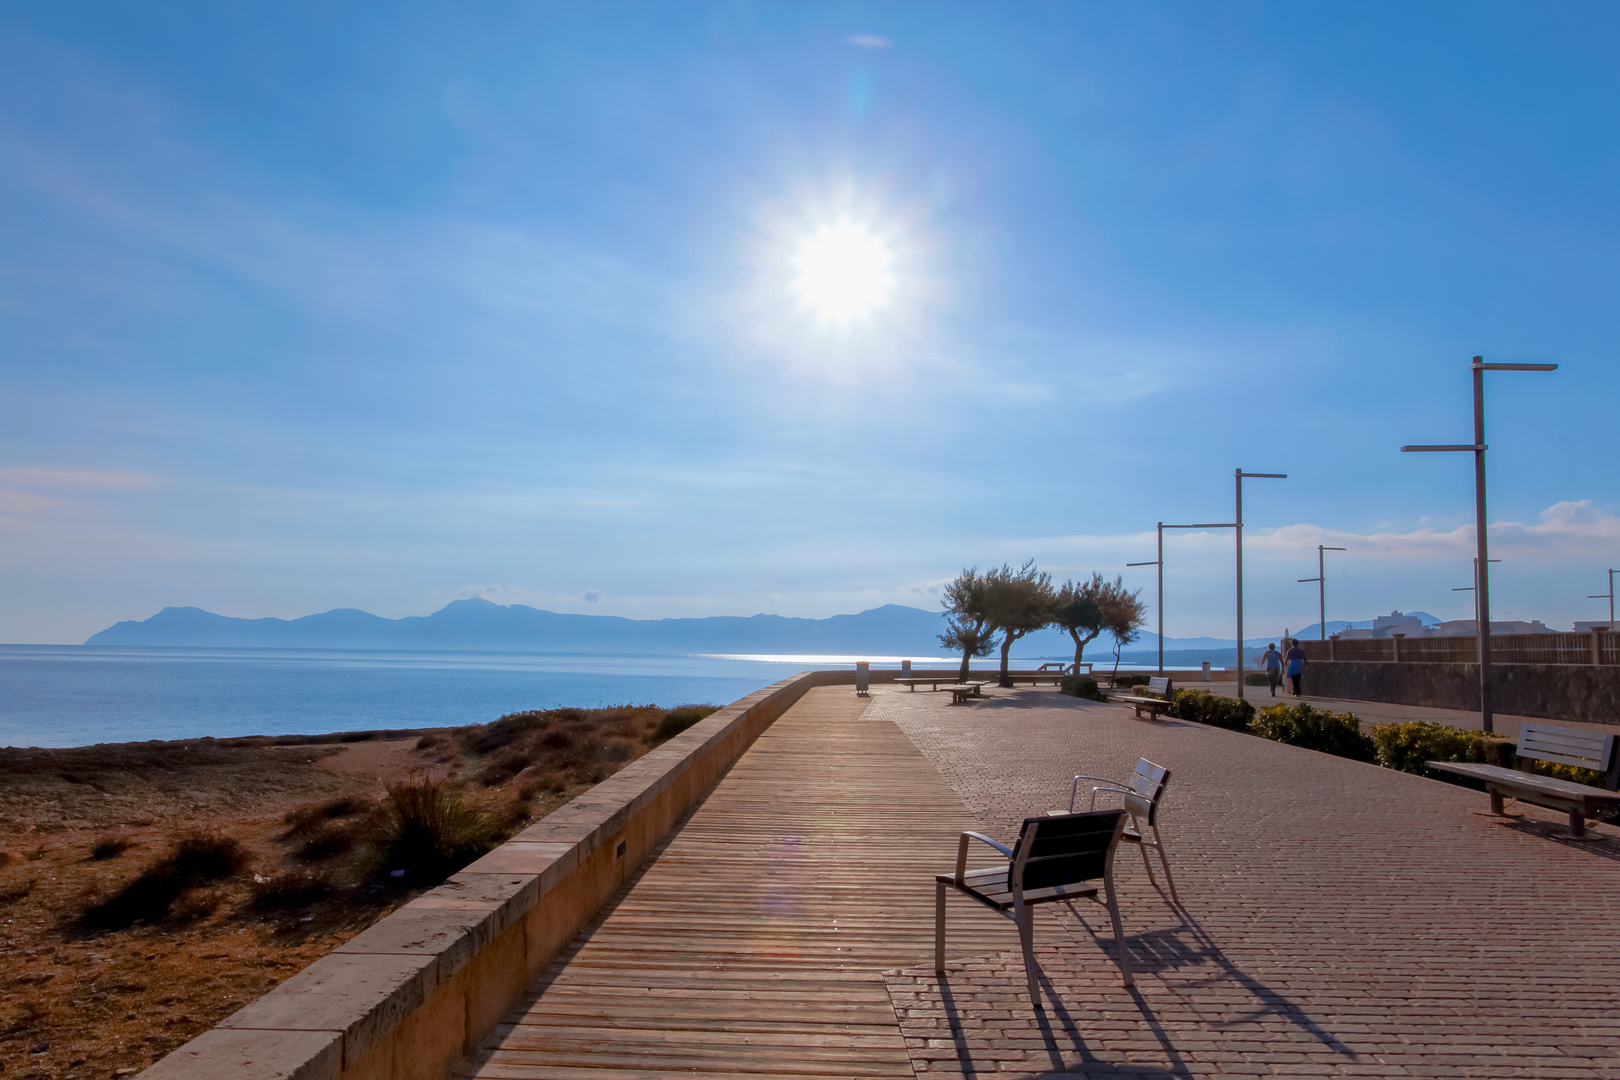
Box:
[938,568,998,682]
[1053,574,1114,672]
[982,560,1056,688]
[1099,582,1148,680]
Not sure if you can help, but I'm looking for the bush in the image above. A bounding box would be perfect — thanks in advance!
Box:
[1167,690,1255,731]
[79,832,250,931]
[648,706,717,745]
[90,836,131,861]
[1060,674,1106,701]
[1243,671,1276,687]
[1113,673,1153,688]
[362,776,498,886]
[1369,721,1515,775]
[1250,703,1376,762]
[250,870,333,913]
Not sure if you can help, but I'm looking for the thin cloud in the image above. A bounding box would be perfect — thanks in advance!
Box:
[1248,500,1620,561]
[847,34,892,49]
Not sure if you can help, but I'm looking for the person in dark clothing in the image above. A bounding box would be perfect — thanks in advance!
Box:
[1285,639,1307,696]
[1260,643,1282,696]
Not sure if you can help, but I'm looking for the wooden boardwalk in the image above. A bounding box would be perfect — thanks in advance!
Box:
[457,686,1028,1079]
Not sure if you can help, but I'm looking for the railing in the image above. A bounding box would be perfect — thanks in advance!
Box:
[1302,632,1620,666]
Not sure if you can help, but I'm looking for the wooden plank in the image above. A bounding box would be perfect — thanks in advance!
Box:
[461,686,1022,1079]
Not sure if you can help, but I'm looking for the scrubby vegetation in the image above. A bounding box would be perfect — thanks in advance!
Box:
[1368,720,1513,775]
[1059,673,1107,701]
[1250,703,1376,762]
[78,832,252,931]
[1167,689,1255,730]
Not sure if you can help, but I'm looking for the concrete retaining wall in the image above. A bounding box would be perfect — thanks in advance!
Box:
[143,669,853,1080]
[1304,661,1620,725]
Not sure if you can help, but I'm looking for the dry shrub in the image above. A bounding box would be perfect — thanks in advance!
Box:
[294,823,355,863]
[280,796,372,840]
[90,836,131,861]
[250,870,334,913]
[648,706,718,745]
[362,776,497,886]
[0,878,34,905]
[78,832,251,932]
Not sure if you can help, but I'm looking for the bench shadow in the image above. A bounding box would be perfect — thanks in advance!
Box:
[1058,899,1358,1059]
[1494,815,1620,859]
[930,971,1194,1080]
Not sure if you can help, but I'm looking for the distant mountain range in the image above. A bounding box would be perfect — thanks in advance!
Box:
[84,600,1441,661]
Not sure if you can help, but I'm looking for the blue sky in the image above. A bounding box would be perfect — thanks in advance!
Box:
[2,1,1617,644]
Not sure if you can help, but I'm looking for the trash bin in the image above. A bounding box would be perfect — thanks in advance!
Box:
[855,660,870,696]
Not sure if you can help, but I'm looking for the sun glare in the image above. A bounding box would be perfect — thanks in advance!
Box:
[793,221,894,324]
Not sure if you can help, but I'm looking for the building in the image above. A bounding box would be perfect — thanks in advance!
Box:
[1336,611,1433,640]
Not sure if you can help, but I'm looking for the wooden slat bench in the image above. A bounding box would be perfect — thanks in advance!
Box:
[1114,676,1175,722]
[898,677,981,692]
[1427,722,1620,840]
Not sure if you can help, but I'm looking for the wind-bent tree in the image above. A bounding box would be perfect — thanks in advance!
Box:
[983,560,1056,688]
[939,568,998,682]
[1053,575,1103,672]
[1053,574,1141,672]
[1100,582,1148,680]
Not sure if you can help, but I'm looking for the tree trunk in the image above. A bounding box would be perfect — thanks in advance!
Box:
[999,633,1017,688]
[958,647,972,682]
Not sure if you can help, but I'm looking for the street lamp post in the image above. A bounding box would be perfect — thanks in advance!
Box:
[1402,356,1556,733]
[1130,521,1237,675]
[1296,545,1347,640]
[1588,568,1617,628]
[1236,469,1287,699]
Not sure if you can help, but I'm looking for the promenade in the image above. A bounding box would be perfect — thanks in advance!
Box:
[461,684,1620,1078]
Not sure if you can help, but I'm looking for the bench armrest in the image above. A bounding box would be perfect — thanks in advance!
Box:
[1084,783,1132,812]
[955,831,1014,881]
[1067,774,1123,812]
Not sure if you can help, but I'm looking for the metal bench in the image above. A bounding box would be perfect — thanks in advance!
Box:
[935,809,1132,1009]
[1114,676,1174,721]
[1427,722,1620,840]
[1059,758,1179,905]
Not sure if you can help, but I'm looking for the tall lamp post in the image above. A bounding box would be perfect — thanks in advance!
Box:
[1130,521,1237,675]
[1402,356,1556,732]
[1236,469,1287,699]
[1296,545,1347,640]
[1589,568,1617,628]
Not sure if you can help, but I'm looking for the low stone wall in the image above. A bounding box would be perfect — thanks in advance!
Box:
[143,669,851,1080]
[1304,661,1620,724]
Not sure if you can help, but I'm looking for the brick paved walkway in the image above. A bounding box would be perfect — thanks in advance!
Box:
[872,685,1620,1078]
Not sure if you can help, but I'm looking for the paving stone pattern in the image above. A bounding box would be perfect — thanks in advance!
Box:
[872,686,1620,1078]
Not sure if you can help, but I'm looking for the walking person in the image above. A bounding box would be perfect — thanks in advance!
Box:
[1284,639,1308,697]
[1260,642,1283,697]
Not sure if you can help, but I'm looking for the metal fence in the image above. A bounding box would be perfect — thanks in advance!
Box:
[1300,632,1620,666]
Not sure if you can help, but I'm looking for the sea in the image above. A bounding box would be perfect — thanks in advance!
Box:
[0,645,967,749]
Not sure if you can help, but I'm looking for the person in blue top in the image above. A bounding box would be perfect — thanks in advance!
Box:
[1284,639,1308,696]
[1259,643,1283,697]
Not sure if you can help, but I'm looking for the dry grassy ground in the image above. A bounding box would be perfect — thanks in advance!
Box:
[0,703,714,1080]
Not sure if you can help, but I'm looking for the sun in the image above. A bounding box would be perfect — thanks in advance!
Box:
[793,220,894,324]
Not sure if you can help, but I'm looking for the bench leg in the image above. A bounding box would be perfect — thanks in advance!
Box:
[934,882,946,974]
[1152,826,1181,906]
[1102,877,1134,988]
[1016,902,1041,1008]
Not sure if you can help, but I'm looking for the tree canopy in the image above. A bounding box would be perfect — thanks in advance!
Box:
[938,568,998,682]
[982,560,1055,687]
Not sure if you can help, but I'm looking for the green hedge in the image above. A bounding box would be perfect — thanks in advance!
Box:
[1113,672,1153,688]
[1251,703,1376,762]
[1060,674,1107,701]
[1368,721,1515,775]
[1167,690,1254,731]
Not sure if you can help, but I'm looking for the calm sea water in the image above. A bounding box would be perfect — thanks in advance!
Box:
[0,646,959,748]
